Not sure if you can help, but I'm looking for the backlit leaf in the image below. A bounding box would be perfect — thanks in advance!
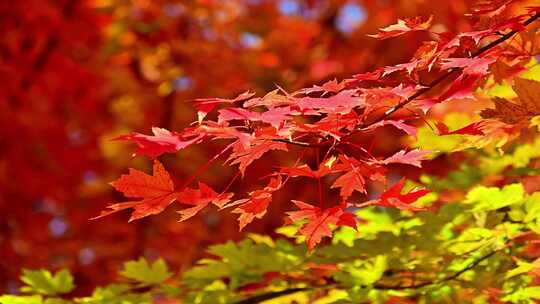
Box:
[120,258,172,285]
[92,160,177,221]
[20,269,74,296]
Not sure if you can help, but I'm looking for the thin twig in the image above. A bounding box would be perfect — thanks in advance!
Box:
[373,250,499,290]
[315,147,324,208]
[234,288,310,304]
[272,138,326,147]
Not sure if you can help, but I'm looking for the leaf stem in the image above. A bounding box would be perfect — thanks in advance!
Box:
[316,147,324,209]
[221,170,241,194]
[179,144,233,190]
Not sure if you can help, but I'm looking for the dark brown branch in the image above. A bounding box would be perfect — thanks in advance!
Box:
[373,249,499,290]
[234,288,310,304]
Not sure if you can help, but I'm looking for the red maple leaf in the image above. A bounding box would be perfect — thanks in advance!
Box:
[259,106,292,129]
[437,74,481,102]
[361,119,417,137]
[117,127,203,158]
[441,57,495,76]
[297,79,346,95]
[287,201,357,250]
[383,60,422,76]
[218,108,261,123]
[391,84,426,99]
[91,160,177,221]
[369,15,433,40]
[197,122,253,148]
[428,30,494,68]
[280,164,339,179]
[471,0,514,16]
[380,149,432,168]
[436,121,486,136]
[331,155,386,198]
[374,178,431,211]
[230,176,283,230]
[177,182,233,221]
[331,170,366,198]
[193,90,256,123]
[233,196,272,231]
[491,61,526,84]
[218,106,291,129]
[294,90,364,114]
[348,68,383,83]
[293,113,359,140]
[227,140,288,176]
[243,89,291,108]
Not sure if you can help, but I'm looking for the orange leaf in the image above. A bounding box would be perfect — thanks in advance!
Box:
[231,176,282,230]
[375,178,430,211]
[368,15,433,40]
[91,160,177,222]
[287,201,357,250]
[227,140,288,176]
[177,182,233,221]
[481,78,540,124]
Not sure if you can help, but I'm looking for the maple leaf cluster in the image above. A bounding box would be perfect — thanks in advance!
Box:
[95,5,540,249]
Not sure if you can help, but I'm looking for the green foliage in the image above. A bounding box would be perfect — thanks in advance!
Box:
[3,175,540,303]
[465,183,524,212]
[502,286,540,303]
[0,295,43,304]
[5,168,540,303]
[76,284,152,304]
[334,256,388,287]
[119,258,172,285]
[414,114,471,152]
[20,269,74,296]
[479,138,540,175]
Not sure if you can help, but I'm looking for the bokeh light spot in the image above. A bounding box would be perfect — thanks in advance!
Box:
[78,248,96,265]
[173,76,193,91]
[49,217,68,238]
[239,32,262,48]
[278,0,300,16]
[335,3,366,34]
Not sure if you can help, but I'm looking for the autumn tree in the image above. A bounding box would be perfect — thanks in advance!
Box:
[3,0,540,303]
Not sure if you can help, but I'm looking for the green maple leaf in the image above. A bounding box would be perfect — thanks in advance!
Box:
[0,295,43,304]
[19,269,74,296]
[119,258,172,285]
[465,183,524,212]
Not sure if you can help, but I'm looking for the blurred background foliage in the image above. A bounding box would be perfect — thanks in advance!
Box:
[0,0,524,294]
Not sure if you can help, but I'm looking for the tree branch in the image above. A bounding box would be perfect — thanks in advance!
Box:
[234,288,310,304]
[363,11,540,128]
[272,11,540,148]
[271,138,327,147]
[373,249,499,290]
[234,249,500,303]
